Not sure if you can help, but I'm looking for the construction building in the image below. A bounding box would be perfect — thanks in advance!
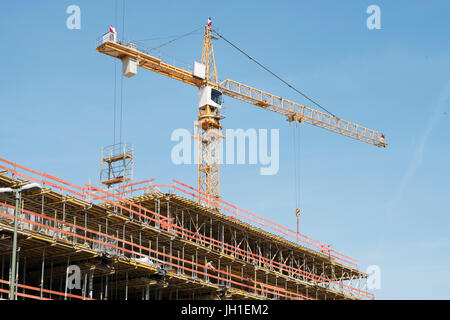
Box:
[0,158,373,300]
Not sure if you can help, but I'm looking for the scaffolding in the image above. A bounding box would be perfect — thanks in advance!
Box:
[0,158,373,300]
[100,143,134,189]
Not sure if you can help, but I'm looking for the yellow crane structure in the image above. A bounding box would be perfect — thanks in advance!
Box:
[96,20,387,207]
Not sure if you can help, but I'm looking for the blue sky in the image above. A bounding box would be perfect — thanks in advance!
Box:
[1,1,450,299]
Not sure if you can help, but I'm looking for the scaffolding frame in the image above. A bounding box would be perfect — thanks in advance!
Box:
[0,158,373,300]
[100,143,134,188]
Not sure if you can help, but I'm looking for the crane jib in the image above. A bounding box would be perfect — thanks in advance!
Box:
[219,79,386,148]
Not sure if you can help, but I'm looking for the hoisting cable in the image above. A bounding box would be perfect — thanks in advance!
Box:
[293,124,299,210]
[113,0,118,146]
[293,124,302,237]
[119,0,126,144]
[296,124,302,215]
[211,28,339,120]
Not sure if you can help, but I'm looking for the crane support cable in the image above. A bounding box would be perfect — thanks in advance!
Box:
[212,28,339,119]
[137,25,203,43]
[146,26,204,52]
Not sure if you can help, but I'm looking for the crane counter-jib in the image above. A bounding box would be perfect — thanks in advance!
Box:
[96,40,204,87]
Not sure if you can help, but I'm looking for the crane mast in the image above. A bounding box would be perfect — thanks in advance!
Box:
[196,24,223,206]
[96,20,387,208]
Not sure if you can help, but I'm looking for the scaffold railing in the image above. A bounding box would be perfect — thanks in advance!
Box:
[0,157,374,300]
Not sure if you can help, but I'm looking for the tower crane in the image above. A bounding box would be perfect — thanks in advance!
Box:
[96,19,387,207]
